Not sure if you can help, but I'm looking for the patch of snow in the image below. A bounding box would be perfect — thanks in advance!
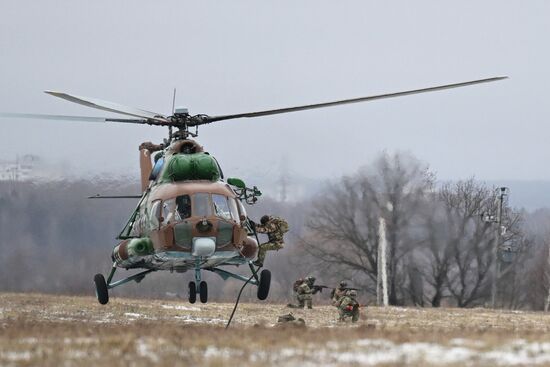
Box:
[400,342,474,364]
[63,337,99,345]
[484,342,550,365]
[135,338,160,363]
[174,315,226,324]
[0,351,32,362]
[203,346,244,358]
[66,350,90,359]
[449,338,486,348]
[161,304,200,311]
[124,313,143,318]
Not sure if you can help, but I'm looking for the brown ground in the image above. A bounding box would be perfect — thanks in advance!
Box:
[2,292,550,366]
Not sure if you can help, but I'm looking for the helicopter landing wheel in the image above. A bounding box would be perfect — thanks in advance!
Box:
[188,281,197,304]
[199,281,208,303]
[94,274,109,305]
[257,269,271,301]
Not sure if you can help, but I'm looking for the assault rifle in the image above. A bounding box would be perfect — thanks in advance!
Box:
[330,286,359,298]
[311,285,331,294]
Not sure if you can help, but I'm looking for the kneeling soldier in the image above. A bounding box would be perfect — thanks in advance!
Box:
[338,289,360,322]
[331,280,348,306]
[288,276,316,309]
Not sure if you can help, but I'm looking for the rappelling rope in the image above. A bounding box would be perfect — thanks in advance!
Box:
[225,264,260,329]
[225,220,262,329]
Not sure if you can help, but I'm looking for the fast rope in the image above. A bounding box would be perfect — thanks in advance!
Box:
[225,264,260,329]
[225,221,262,329]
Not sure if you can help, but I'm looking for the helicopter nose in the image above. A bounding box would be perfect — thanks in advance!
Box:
[192,237,216,257]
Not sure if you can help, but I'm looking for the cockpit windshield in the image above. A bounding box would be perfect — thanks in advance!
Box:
[193,193,211,217]
[212,194,232,221]
[176,195,192,219]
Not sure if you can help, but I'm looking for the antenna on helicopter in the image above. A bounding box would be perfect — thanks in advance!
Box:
[169,88,176,144]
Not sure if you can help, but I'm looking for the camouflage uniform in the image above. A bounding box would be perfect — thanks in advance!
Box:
[276,313,306,327]
[288,277,314,309]
[331,281,348,306]
[254,215,286,266]
[338,290,360,322]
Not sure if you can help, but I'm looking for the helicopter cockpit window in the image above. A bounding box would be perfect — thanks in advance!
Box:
[228,198,239,221]
[236,199,247,218]
[176,195,192,220]
[149,200,162,229]
[150,157,164,180]
[193,193,211,217]
[212,194,232,221]
[162,199,177,224]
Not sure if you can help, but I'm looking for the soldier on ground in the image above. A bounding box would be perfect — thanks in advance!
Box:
[252,215,289,267]
[331,280,348,305]
[288,276,319,309]
[337,289,360,323]
[276,313,305,327]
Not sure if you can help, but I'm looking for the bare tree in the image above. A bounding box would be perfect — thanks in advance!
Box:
[302,152,434,305]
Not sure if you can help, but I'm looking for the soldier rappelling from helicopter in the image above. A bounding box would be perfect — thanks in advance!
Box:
[252,215,289,267]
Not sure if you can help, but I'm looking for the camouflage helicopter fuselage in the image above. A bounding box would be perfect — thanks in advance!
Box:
[112,139,259,273]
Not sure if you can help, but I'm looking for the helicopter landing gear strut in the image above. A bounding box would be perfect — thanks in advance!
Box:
[93,263,156,305]
[189,262,208,304]
[206,263,271,301]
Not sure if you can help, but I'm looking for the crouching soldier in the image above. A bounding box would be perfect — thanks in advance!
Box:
[288,276,316,309]
[331,280,349,306]
[253,215,289,267]
[338,289,360,322]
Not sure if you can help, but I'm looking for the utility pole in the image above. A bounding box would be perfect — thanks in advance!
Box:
[482,187,509,308]
[377,212,389,306]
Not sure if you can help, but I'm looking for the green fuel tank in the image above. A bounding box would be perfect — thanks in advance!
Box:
[161,152,221,182]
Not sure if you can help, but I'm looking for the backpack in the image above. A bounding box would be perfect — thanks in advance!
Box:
[293,279,304,292]
[272,216,289,234]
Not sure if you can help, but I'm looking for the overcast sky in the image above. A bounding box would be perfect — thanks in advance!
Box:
[0,1,548,182]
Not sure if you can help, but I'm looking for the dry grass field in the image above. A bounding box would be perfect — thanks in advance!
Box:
[2,292,550,366]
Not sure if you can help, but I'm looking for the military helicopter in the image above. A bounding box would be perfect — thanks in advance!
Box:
[0,76,506,305]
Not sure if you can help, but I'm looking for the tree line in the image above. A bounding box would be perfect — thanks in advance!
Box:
[0,153,549,309]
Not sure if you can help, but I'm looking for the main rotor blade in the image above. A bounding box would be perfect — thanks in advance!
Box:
[0,112,148,124]
[204,76,508,123]
[45,91,170,123]
[88,194,142,199]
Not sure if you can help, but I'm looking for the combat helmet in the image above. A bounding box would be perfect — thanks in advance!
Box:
[260,215,270,224]
[339,280,348,288]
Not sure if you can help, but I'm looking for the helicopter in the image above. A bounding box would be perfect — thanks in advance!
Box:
[0,76,507,305]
